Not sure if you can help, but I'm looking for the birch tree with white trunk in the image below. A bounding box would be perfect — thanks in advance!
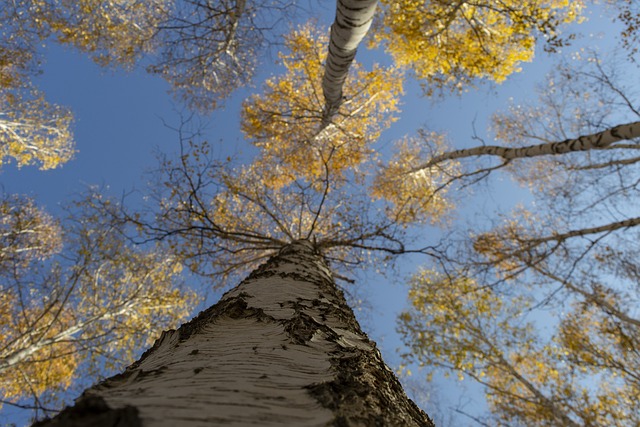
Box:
[322,0,379,121]
[28,71,447,420]
[410,120,640,172]
[36,240,434,426]
[383,51,640,204]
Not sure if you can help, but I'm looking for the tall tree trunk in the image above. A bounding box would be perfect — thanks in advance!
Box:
[35,240,433,426]
[322,0,378,121]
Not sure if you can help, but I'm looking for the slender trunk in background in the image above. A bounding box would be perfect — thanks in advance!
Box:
[35,240,433,426]
[416,120,640,170]
[322,0,378,121]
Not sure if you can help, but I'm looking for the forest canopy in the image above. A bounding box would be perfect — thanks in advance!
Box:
[1,0,639,425]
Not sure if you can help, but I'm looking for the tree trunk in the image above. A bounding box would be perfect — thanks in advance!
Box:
[35,240,433,426]
[414,120,640,171]
[322,0,378,121]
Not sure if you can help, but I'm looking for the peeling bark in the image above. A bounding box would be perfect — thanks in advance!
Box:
[36,240,433,426]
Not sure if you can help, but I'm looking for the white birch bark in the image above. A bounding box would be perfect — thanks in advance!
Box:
[415,121,640,171]
[37,240,433,427]
[322,0,378,121]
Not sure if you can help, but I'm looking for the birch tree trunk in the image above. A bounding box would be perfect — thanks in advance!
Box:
[36,240,433,427]
[322,0,378,121]
[414,120,640,171]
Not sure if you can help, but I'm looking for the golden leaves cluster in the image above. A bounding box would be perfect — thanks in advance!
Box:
[372,134,459,225]
[554,294,640,424]
[242,24,459,233]
[154,137,382,283]
[0,3,76,170]
[45,0,171,67]
[216,160,366,246]
[241,23,403,188]
[0,1,49,90]
[0,297,79,402]
[402,205,640,425]
[372,0,583,90]
[399,269,531,380]
[0,194,62,267]
[0,90,75,170]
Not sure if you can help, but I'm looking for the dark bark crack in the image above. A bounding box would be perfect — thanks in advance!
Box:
[32,396,141,427]
[307,348,434,427]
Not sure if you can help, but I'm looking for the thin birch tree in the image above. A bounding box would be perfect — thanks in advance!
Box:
[321,0,378,119]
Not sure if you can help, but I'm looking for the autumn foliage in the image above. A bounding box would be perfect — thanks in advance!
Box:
[398,50,640,425]
[372,133,459,225]
[4,0,638,424]
[242,24,403,187]
[372,0,583,91]
[0,194,197,410]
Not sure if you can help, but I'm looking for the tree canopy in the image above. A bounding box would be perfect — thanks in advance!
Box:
[371,0,583,92]
[2,0,639,425]
[398,49,640,425]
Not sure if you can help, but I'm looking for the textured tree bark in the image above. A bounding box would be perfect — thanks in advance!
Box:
[35,240,433,426]
[414,120,640,171]
[322,0,378,121]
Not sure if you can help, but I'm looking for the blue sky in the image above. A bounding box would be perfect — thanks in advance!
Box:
[0,3,624,425]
